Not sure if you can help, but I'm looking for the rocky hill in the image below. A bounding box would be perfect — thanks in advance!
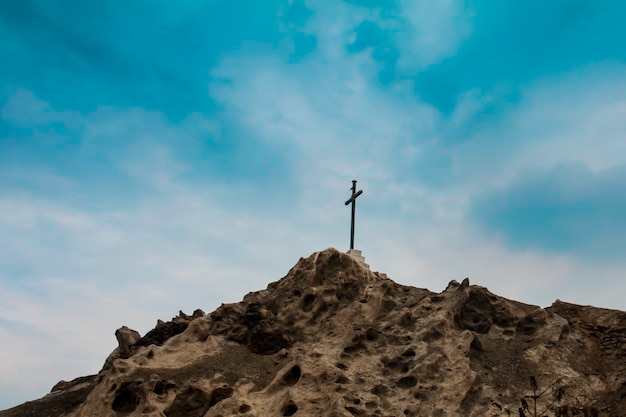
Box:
[2,248,625,417]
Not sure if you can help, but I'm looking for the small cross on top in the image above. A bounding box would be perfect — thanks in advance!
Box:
[344,180,363,250]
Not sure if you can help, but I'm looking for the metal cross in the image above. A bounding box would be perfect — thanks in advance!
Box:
[344,180,363,250]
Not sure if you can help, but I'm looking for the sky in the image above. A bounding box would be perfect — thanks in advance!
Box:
[1,0,626,409]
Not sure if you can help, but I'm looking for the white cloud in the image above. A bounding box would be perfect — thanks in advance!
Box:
[511,64,626,173]
[305,0,472,73]
[395,0,472,71]
[1,88,81,129]
[423,63,626,194]
[209,50,438,206]
[1,89,51,126]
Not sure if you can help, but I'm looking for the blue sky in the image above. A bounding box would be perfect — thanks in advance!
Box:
[2,0,626,409]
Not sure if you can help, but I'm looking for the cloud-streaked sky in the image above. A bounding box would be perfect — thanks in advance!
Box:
[2,0,626,409]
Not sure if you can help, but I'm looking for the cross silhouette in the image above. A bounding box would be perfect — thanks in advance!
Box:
[344,180,363,250]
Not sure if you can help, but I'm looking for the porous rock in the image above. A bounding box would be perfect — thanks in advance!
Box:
[2,248,625,417]
[115,326,141,358]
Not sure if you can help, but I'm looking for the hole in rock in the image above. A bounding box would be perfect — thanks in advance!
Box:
[302,294,316,311]
[365,328,381,341]
[422,328,443,342]
[153,380,176,395]
[239,404,251,413]
[371,384,389,396]
[396,376,417,389]
[293,290,301,297]
[335,375,350,384]
[282,365,302,386]
[470,336,483,352]
[337,282,361,302]
[310,301,330,321]
[414,391,428,400]
[209,386,234,408]
[153,383,165,395]
[343,343,366,354]
[365,400,377,409]
[380,299,397,314]
[345,405,364,416]
[335,363,348,370]
[248,328,291,355]
[112,382,142,413]
[515,313,546,336]
[384,356,403,369]
[400,313,413,328]
[401,348,416,357]
[282,400,298,416]
[165,387,210,417]
[244,303,262,323]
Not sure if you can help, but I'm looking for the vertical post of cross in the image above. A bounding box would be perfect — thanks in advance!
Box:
[344,179,363,250]
[349,180,356,249]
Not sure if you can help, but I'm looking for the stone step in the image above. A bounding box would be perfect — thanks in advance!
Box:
[347,249,369,269]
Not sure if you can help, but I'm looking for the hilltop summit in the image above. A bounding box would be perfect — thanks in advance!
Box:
[2,248,625,416]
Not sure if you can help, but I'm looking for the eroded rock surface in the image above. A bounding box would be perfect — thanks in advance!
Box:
[2,248,625,417]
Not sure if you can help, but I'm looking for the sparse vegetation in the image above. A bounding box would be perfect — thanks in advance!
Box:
[508,376,599,417]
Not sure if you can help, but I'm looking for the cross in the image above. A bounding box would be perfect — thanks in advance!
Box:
[344,180,363,250]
